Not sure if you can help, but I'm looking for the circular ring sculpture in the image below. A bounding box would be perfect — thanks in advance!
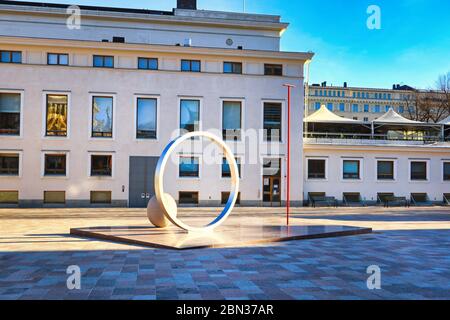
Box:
[153,131,240,233]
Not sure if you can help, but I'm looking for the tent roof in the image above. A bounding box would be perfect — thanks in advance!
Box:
[439,115,450,125]
[373,108,426,125]
[304,106,363,124]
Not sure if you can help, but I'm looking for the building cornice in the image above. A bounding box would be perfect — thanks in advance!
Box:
[303,142,450,152]
[0,35,314,62]
[0,2,289,32]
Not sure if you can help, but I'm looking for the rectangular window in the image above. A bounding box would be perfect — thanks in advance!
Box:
[0,153,19,175]
[399,106,404,113]
[179,157,199,178]
[46,94,68,136]
[373,105,381,113]
[91,155,112,176]
[363,117,369,122]
[47,53,68,66]
[90,191,112,204]
[444,162,450,181]
[385,105,391,112]
[222,158,241,178]
[264,64,283,76]
[352,104,359,112]
[339,103,345,112]
[315,102,321,110]
[179,192,199,205]
[0,92,21,135]
[327,103,333,111]
[44,191,65,204]
[93,55,114,68]
[136,98,157,139]
[0,191,18,204]
[364,104,369,112]
[180,99,200,133]
[222,101,241,141]
[308,159,326,179]
[221,192,240,205]
[138,57,158,70]
[343,160,360,180]
[92,96,113,137]
[224,62,242,74]
[44,154,66,176]
[0,51,21,63]
[181,59,201,72]
[377,160,394,180]
[264,102,282,142]
[410,161,427,181]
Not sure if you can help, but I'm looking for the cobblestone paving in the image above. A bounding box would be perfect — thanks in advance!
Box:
[0,207,449,300]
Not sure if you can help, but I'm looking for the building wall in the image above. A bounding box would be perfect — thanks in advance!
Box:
[303,144,450,204]
[0,44,306,207]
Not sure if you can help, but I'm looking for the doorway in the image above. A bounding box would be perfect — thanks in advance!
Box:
[128,156,159,207]
[262,158,282,206]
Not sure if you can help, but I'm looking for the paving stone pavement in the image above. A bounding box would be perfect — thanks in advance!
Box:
[0,207,449,300]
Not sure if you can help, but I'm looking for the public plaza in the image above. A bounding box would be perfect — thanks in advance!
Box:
[0,206,449,300]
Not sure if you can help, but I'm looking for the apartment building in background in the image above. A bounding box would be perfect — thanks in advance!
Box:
[307,82,416,122]
[0,0,311,207]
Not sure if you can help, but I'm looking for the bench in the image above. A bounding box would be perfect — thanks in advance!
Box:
[343,193,366,207]
[309,193,338,208]
[377,193,409,208]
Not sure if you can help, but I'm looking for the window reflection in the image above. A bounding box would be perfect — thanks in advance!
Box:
[137,98,157,139]
[92,96,113,137]
[180,99,200,133]
[46,95,68,136]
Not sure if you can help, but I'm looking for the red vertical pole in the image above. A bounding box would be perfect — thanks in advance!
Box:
[283,84,294,226]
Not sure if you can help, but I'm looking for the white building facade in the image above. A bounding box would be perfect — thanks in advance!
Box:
[0,0,311,207]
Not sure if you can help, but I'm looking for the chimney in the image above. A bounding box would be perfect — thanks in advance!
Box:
[177,0,197,10]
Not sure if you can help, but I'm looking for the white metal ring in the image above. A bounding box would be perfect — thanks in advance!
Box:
[154,131,240,232]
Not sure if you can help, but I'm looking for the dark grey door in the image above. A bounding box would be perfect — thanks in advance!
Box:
[129,156,159,207]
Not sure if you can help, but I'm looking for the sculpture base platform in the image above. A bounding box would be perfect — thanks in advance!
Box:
[70,225,372,250]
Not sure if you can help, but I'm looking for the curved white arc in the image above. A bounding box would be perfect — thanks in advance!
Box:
[154,131,240,233]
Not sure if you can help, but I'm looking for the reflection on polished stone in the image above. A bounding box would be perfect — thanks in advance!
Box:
[70,224,372,250]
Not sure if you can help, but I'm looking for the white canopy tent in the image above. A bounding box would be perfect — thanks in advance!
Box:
[304,105,363,124]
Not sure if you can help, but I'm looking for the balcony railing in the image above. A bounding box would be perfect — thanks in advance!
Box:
[304,132,443,145]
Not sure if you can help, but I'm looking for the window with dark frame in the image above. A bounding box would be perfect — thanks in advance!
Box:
[93,55,114,68]
[222,101,242,141]
[444,162,450,181]
[46,94,68,136]
[44,154,66,176]
[343,160,360,180]
[223,62,242,74]
[136,98,157,139]
[92,96,113,137]
[0,93,21,135]
[0,154,19,175]
[179,192,199,205]
[377,160,394,180]
[222,158,241,178]
[91,155,112,176]
[44,191,65,204]
[47,53,68,66]
[0,51,21,63]
[410,161,427,181]
[264,64,283,76]
[179,157,199,178]
[263,102,282,142]
[138,57,158,70]
[181,59,201,72]
[307,159,326,179]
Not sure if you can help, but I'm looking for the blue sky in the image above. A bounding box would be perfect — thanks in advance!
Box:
[18,0,450,89]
